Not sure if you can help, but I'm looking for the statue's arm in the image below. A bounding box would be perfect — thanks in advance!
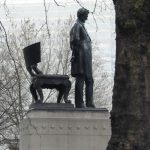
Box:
[70,24,83,63]
[70,23,82,51]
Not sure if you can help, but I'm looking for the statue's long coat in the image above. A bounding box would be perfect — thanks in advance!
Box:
[70,20,92,78]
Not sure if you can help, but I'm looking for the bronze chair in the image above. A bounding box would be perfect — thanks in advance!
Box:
[23,42,71,104]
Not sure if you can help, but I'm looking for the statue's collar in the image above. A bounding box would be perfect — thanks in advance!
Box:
[76,19,85,26]
[76,19,91,42]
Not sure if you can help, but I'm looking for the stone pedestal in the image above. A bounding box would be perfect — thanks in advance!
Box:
[20,103,111,150]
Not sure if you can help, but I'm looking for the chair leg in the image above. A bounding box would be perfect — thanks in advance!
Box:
[33,80,44,103]
[30,84,38,103]
[57,89,63,103]
[36,87,44,102]
[63,80,71,104]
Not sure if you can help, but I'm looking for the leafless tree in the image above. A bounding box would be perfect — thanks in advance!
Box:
[0,15,111,149]
[107,0,150,149]
[0,1,113,149]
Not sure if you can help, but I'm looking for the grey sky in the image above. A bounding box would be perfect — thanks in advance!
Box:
[1,0,115,74]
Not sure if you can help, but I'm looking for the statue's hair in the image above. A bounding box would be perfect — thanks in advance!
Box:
[77,8,89,18]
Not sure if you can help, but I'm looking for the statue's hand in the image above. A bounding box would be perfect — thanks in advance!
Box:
[70,55,76,62]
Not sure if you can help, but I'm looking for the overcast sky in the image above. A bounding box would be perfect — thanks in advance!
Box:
[6,0,112,4]
[1,0,115,74]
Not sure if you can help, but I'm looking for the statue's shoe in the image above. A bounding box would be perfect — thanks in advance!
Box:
[76,103,85,108]
[86,103,95,108]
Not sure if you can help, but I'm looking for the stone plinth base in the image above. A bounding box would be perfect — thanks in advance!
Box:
[20,103,111,150]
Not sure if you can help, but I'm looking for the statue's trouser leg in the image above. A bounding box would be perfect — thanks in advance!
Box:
[85,75,95,107]
[75,75,84,108]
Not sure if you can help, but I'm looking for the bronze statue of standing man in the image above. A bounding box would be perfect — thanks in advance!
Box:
[70,8,95,108]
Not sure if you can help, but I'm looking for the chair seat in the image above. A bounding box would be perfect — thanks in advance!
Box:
[34,74,69,80]
[32,74,70,89]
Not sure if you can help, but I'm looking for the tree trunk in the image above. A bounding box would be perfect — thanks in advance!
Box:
[107,0,150,149]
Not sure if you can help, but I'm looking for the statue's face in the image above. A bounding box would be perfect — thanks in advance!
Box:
[83,13,88,21]
[80,13,89,23]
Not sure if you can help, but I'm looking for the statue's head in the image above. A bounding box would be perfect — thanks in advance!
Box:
[77,8,89,22]
[23,42,41,67]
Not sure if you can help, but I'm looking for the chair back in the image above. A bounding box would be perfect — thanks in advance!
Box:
[23,42,41,67]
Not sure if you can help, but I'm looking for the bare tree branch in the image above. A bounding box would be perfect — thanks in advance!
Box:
[0,21,23,120]
[53,0,64,7]
[91,13,98,32]
[73,0,85,8]
[43,0,52,60]
[43,0,51,39]
[91,0,98,13]
[0,98,17,121]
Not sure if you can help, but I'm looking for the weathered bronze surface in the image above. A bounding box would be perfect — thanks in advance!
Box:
[23,42,71,104]
[70,8,95,108]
